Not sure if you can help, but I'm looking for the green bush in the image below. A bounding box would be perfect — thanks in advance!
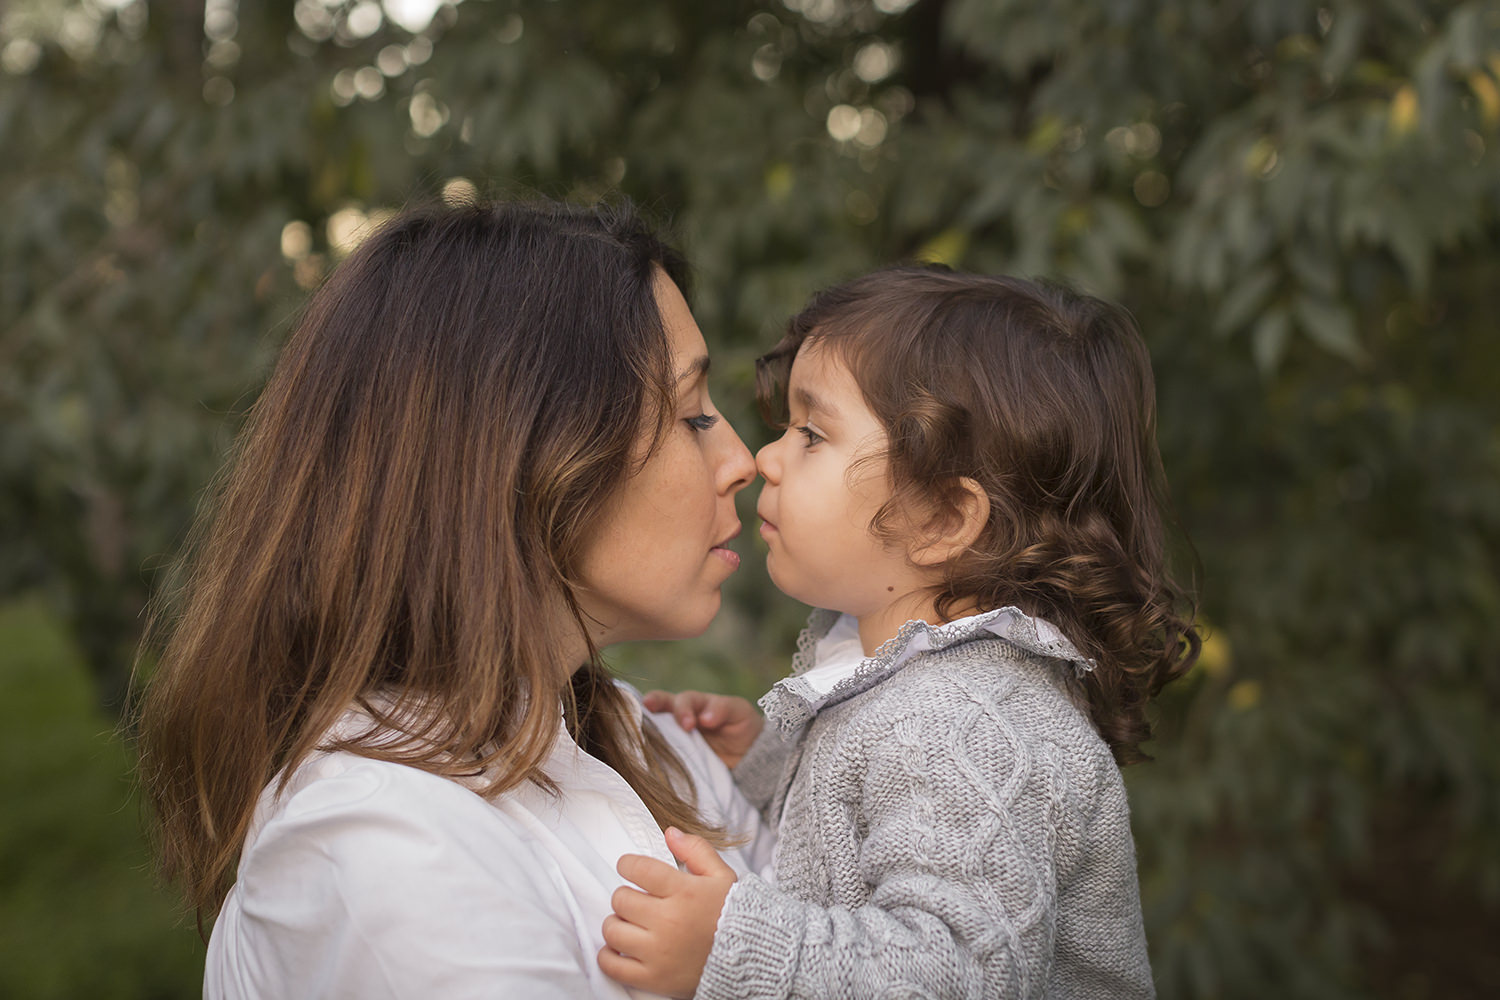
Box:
[0,599,202,999]
[3,1,1498,995]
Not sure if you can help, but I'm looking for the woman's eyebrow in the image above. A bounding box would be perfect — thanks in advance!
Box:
[676,355,711,383]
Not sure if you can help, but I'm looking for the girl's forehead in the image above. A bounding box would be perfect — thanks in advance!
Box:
[789,336,845,381]
[788,340,872,425]
[788,339,842,391]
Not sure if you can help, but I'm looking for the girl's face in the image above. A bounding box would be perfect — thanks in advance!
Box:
[576,272,756,646]
[755,341,937,639]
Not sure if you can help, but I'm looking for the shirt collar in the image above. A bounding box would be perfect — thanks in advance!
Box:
[758,606,1093,739]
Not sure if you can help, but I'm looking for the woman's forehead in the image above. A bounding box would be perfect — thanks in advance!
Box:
[654,270,709,370]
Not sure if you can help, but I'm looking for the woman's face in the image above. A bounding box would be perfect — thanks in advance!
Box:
[575,271,756,646]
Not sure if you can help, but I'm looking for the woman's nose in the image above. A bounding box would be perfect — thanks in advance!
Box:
[718,423,756,495]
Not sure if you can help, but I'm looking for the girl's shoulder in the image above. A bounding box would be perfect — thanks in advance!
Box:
[819,642,1128,856]
[770,607,1092,738]
[858,631,1084,707]
[841,638,1113,769]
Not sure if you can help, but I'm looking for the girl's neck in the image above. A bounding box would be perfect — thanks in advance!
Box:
[856,591,983,656]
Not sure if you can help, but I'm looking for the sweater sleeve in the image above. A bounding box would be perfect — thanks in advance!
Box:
[730,723,796,820]
[697,693,1070,1000]
[642,709,778,878]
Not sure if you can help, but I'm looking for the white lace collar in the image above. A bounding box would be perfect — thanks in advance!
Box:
[759,607,1093,738]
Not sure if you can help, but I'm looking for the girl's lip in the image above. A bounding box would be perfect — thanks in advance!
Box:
[758,519,777,537]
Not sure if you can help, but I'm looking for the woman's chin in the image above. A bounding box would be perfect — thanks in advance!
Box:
[598,592,724,647]
[669,590,724,639]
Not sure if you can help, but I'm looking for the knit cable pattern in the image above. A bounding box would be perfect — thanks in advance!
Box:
[700,635,1153,1000]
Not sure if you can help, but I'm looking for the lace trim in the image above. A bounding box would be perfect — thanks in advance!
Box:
[788,607,842,678]
[759,606,1094,738]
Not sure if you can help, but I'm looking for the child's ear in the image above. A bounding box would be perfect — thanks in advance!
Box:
[908,477,989,568]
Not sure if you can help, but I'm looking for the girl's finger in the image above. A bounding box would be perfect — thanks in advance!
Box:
[699,696,724,726]
[600,913,654,958]
[610,884,660,925]
[665,826,736,879]
[616,853,682,895]
[597,944,651,989]
[641,690,674,712]
[675,691,710,731]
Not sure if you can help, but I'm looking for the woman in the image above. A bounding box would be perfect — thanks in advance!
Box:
[135,200,766,997]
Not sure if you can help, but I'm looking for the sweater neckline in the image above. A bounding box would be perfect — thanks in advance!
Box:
[758,606,1093,738]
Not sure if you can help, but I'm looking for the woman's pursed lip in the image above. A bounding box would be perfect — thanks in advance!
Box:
[710,523,741,569]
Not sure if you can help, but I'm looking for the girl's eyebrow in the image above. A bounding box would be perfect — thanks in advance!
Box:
[794,386,837,419]
[676,355,711,383]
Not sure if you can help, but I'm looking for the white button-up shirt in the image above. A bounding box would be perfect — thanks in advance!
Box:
[205,698,773,999]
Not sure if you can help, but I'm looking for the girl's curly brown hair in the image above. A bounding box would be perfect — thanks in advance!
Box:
[756,265,1199,764]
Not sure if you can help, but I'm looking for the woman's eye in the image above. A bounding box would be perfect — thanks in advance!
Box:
[685,413,719,432]
[795,425,824,447]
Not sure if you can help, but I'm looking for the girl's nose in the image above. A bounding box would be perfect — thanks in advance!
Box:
[755,437,782,485]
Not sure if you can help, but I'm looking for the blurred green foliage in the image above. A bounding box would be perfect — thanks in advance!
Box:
[2,0,1498,996]
[0,599,203,998]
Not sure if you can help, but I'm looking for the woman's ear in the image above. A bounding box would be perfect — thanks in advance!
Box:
[908,477,990,568]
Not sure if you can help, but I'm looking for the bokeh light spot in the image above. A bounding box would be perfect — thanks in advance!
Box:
[442,177,479,206]
[281,221,313,260]
[826,104,861,142]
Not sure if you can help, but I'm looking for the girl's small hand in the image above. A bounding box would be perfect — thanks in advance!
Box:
[598,827,738,998]
[642,690,764,769]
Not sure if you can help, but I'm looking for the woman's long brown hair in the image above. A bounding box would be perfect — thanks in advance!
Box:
[135,201,726,923]
[757,266,1200,765]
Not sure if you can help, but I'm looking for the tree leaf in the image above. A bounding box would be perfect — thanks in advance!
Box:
[1252,305,1292,373]
[1214,264,1280,337]
[1293,293,1364,363]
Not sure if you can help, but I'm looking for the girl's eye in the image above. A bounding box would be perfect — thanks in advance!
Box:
[685,413,719,432]
[795,425,824,447]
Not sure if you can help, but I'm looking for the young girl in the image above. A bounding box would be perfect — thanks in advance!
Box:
[597,266,1199,999]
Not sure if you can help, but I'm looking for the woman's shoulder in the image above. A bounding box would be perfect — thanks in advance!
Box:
[261,746,484,820]
[241,750,555,895]
[212,753,608,1000]
[250,696,549,845]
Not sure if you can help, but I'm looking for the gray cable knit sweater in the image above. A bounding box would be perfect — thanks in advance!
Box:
[695,608,1154,1000]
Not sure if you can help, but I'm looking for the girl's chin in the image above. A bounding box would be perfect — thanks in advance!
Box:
[763,568,821,611]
